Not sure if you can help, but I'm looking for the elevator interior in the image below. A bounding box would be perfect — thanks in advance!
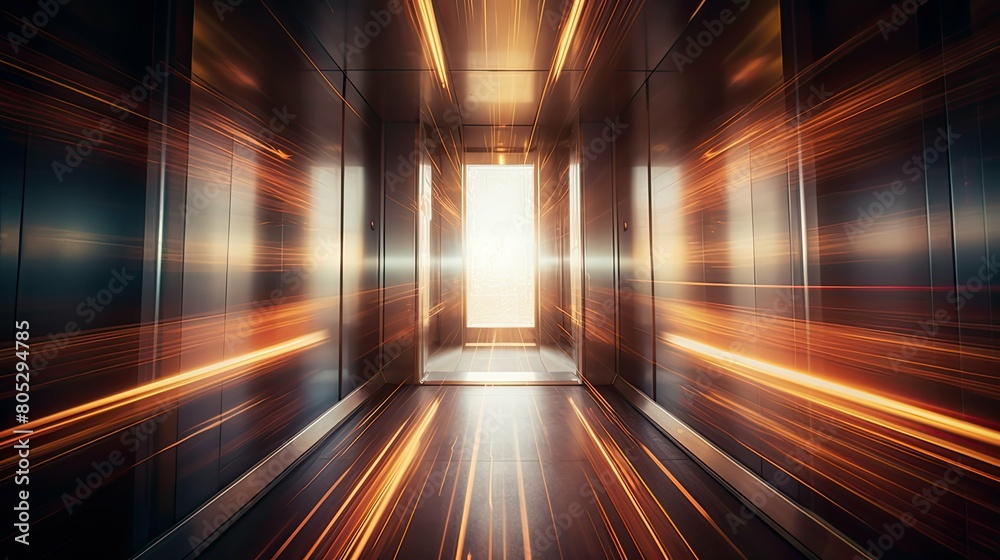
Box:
[1,0,998,558]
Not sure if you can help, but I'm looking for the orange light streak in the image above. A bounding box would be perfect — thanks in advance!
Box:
[666,334,1000,466]
[412,0,451,90]
[0,330,329,471]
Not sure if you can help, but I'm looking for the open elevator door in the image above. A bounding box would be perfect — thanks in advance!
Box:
[463,163,537,346]
[419,144,580,383]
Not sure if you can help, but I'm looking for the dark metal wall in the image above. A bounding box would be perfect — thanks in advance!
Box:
[538,128,574,353]
[1,1,163,555]
[580,122,618,385]
[614,89,655,397]
[424,124,464,355]
[381,123,419,384]
[341,82,383,396]
[171,0,375,533]
[601,0,1000,557]
[1,0,384,556]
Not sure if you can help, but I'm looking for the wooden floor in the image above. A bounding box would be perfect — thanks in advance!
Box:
[201,385,804,559]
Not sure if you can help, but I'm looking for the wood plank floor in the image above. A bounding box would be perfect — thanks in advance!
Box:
[200,385,804,559]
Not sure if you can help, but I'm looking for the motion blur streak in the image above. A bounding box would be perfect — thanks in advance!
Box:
[667,334,1000,467]
[187,385,802,558]
[569,397,680,559]
[0,330,329,473]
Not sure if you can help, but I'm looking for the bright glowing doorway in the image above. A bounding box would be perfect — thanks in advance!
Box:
[464,164,536,328]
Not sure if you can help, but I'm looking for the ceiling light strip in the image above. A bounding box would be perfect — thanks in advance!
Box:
[550,0,586,85]
[413,0,450,90]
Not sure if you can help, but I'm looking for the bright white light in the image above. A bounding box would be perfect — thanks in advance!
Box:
[465,164,535,328]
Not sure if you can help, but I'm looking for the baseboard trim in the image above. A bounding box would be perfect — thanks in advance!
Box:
[133,373,387,559]
[611,376,870,560]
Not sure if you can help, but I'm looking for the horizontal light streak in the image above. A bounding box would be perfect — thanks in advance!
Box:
[0,330,329,468]
[666,334,1000,463]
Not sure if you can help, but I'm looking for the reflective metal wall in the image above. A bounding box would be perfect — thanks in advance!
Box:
[1,1,163,555]
[422,124,464,358]
[381,123,419,384]
[538,128,577,356]
[1,0,384,555]
[172,0,374,530]
[341,82,382,396]
[603,0,1000,557]
[580,122,619,385]
[615,89,655,396]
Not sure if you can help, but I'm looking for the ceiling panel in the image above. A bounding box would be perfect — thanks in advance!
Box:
[451,70,546,125]
[535,0,711,125]
[289,0,709,131]
[434,1,559,70]
[462,125,535,152]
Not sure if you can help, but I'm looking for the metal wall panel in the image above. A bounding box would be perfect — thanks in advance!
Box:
[426,124,464,355]
[341,83,383,396]
[0,1,157,555]
[175,0,358,519]
[382,123,419,384]
[613,0,1000,557]
[614,89,655,395]
[174,86,234,516]
[580,122,618,384]
[0,128,25,357]
[538,128,574,352]
[0,0,378,555]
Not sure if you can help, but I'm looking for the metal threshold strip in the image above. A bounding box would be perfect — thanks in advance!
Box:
[421,370,581,385]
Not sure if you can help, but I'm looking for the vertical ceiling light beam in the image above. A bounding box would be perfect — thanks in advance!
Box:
[526,0,586,162]
[412,0,450,91]
[549,0,586,86]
